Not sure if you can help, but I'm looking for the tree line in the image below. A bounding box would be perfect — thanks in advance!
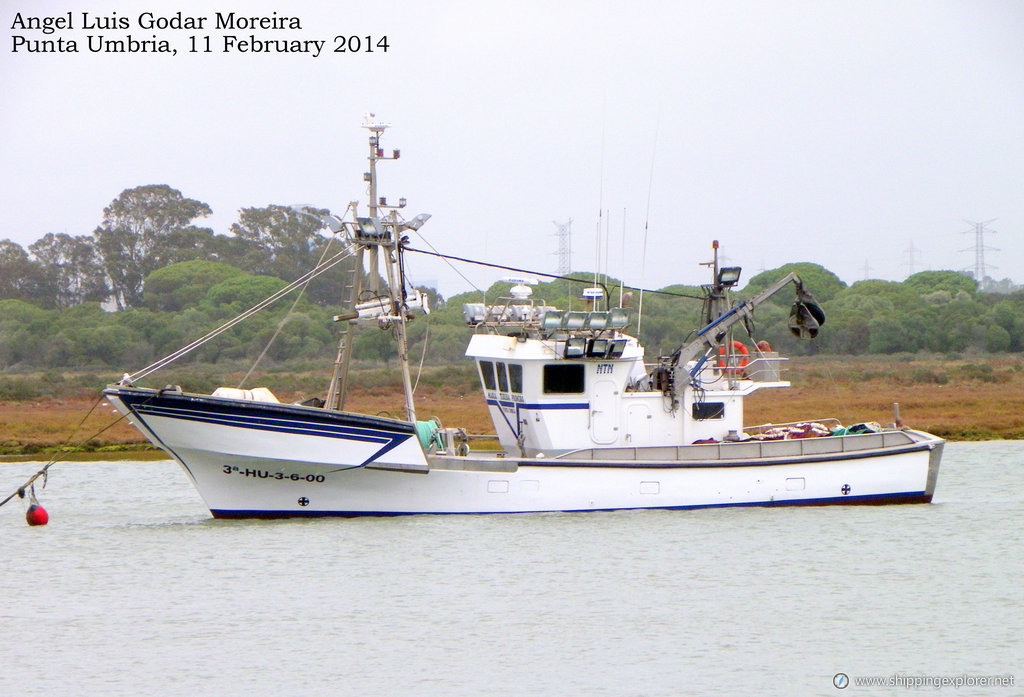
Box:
[1,183,1024,376]
[430,264,1024,365]
[0,184,349,311]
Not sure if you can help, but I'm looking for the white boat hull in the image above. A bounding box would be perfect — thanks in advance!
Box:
[105,387,941,517]
[201,448,938,517]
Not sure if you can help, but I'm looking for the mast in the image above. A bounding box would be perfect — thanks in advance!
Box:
[325,114,421,423]
[366,118,382,296]
[702,240,731,324]
[385,207,417,424]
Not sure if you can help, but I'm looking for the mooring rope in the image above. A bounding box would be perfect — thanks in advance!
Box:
[0,393,138,510]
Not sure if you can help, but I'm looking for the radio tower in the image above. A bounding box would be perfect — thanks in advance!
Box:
[552,219,572,275]
[960,219,998,289]
[901,240,921,278]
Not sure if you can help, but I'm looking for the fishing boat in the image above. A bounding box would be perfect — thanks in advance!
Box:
[103,116,943,517]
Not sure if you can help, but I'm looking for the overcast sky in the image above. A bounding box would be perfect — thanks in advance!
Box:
[2,0,1022,298]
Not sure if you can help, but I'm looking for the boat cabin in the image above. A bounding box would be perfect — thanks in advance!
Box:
[463,286,788,457]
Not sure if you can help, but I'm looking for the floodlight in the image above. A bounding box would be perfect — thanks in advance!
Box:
[608,307,631,328]
[587,338,610,357]
[356,217,384,238]
[717,266,742,287]
[563,312,587,330]
[565,337,586,358]
[585,312,609,330]
[401,213,431,231]
[463,303,486,325]
[540,311,564,330]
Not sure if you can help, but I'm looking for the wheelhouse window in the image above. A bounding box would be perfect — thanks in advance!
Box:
[692,402,725,420]
[507,363,523,393]
[543,364,585,394]
[479,361,496,391]
[482,361,524,395]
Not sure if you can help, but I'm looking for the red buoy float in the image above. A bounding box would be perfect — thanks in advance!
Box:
[26,502,49,526]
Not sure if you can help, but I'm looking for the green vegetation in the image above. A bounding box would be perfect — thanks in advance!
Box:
[2,184,1024,377]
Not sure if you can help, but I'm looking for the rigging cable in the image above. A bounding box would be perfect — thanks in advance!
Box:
[238,231,343,389]
[128,243,358,384]
[405,247,703,301]
[396,243,434,396]
[412,324,430,394]
[409,230,487,300]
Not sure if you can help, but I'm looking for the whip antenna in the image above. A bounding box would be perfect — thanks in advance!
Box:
[637,115,659,335]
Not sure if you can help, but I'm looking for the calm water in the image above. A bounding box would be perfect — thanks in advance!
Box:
[2,441,1022,697]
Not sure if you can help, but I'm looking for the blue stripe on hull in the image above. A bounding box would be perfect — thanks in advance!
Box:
[109,387,416,466]
[110,388,415,433]
[133,403,403,445]
[485,400,589,410]
[209,490,932,518]
[484,399,590,439]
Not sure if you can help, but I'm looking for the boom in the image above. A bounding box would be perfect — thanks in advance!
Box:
[671,272,824,383]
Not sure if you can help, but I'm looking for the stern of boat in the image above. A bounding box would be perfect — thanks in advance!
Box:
[921,432,944,502]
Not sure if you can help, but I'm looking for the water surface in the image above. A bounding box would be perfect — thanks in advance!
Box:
[3,442,1021,696]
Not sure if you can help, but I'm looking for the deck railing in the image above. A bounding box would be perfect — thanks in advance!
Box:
[556,428,919,463]
[742,354,787,382]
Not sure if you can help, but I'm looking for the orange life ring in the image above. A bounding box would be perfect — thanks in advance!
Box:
[717,340,749,374]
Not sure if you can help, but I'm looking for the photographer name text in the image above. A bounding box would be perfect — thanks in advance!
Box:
[9,11,389,57]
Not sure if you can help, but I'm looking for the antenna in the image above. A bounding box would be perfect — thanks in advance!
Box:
[598,206,606,292]
[552,219,572,275]
[594,211,602,306]
[637,117,659,337]
[960,219,998,290]
[619,208,626,307]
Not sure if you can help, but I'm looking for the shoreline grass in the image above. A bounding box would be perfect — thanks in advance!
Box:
[1,355,1021,461]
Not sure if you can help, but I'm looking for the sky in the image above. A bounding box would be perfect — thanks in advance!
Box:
[2,0,1022,299]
